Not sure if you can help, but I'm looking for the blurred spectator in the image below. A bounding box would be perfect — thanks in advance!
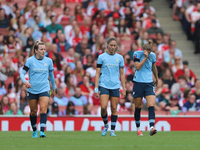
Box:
[147,19,164,37]
[64,17,77,41]
[69,86,88,106]
[0,8,11,28]
[128,42,138,59]
[114,18,130,35]
[86,59,97,78]
[63,47,75,65]
[158,87,171,109]
[1,58,15,76]
[182,94,200,114]
[179,87,191,108]
[79,75,94,98]
[184,68,195,87]
[75,5,87,22]
[162,68,176,89]
[65,74,76,96]
[0,77,7,95]
[74,60,85,79]
[26,9,38,28]
[80,17,91,36]
[19,89,28,112]
[1,95,10,114]
[22,37,34,54]
[5,35,21,53]
[82,104,95,115]
[6,102,23,115]
[41,9,52,27]
[174,60,197,81]
[172,56,183,74]
[61,101,79,116]
[87,0,99,16]
[56,33,70,52]
[83,54,93,70]
[19,27,33,47]
[165,96,181,111]
[102,21,117,38]
[94,9,107,27]
[68,26,82,47]
[127,65,135,82]
[53,0,64,9]
[54,87,69,106]
[46,15,64,33]
[124,6,134,28]
[76,38,91,57]
[163,40,182,66]
[49,102,59,115]
[171,75,188,95]
[52,29,62,44]
[57,6,71,23]
[192,79,200,92]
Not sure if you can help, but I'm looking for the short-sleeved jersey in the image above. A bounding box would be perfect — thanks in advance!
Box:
[133,51,156,83]
[24,55,54,94]
[97,52,124,89]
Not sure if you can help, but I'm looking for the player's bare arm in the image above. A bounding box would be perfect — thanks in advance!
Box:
[94,67,101,98]
[120,68,126,98]
[152,63,158,86]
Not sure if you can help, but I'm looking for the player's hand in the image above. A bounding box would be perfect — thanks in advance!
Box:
[25,81,31,88]
[144,50,149,58]
[154,78,158,86]
[94,92,100,98]
[51,89,56,98]
[122,90,126,98]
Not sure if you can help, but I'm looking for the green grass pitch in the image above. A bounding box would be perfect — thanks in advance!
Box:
[0,131,200,150]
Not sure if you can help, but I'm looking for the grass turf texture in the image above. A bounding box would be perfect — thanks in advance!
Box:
[0,131,200,150]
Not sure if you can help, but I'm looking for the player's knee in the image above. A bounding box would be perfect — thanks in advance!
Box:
[40,106,47,113]
[30,110,37,116]
[111,106,117,113]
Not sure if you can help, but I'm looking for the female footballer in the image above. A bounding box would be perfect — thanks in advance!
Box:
[133,40,158,136]
[20,41,56,138]
[95,37,126,137]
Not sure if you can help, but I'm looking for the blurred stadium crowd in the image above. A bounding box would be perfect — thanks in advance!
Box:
[0,0,200,116]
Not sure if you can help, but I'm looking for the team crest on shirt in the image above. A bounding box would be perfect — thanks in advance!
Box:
[44,63,47,66]
[116,59,119,62]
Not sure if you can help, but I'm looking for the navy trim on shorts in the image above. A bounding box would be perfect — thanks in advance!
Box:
[99,86,120,97]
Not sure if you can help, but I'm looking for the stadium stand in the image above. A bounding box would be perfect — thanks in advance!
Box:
[0,0,200,117]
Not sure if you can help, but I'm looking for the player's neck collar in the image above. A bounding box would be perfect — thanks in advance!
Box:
[106,51,115,55]
[34,54,44,60]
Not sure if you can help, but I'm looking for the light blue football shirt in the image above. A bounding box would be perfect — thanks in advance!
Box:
[133,51,156,83]
[24,55,54,94]
[97,52,124,89]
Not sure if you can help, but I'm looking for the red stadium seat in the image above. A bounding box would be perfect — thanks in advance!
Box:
[58,105,66,113]
[0,28,7,35]
[50,33,56,39]
[60,20,70,27]
[53,8,63,16]
[59,52,68,58]
[91,105,100,114]
[120,40,132,53]
[4,77,14,91]
[75,106,83,114]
